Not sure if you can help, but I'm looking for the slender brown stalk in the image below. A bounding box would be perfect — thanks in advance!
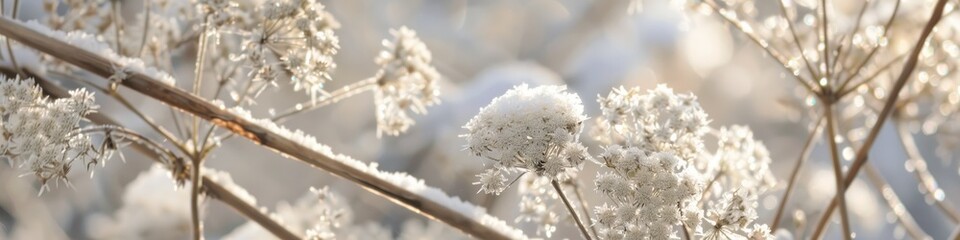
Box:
[836,0,902,91]
[0,16,521,239]
[28,72,301,240]
[895,119,960,223]
[552,180,593,240]
[701,0,819,94]
[771,117,824,230]
[863,163,930,240]
[811,0,950,237]
[3,0,19,71]
[819,0,831,86]
[822,103,851,240]
[777,0,821,81]
[571,180,599,238]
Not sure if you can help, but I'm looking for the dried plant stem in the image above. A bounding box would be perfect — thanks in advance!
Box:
[771,117,824,230]
[701,0,818,94]
[30,74,301,240]
[3,0,19,71]
[819,0,831,85]
[190,17,212,240]
[137,0,151,57]
[0,16,520,239]
[777,0,821,81]
[894,119,960,223]
[811,0,950,238]
[836,0,901,91]
[110,0,121,53]
[552,180,593,240]
[571,180,599,238]
[274,78,378,122]
[862,163,929,240]
[822,103,851,240]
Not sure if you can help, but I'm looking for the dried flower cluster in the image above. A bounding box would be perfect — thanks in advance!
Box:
[464,84,589,195]
[592,85,709,239]
[373,27,441,136]
[235,0,341,100]
[0,77,99,191]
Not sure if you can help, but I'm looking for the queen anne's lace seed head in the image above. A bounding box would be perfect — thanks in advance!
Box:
[707,125,776,193]
[592,84,709,239]
[464,84,588,194]
[238,0,340,100]
[704,189,761,239]
[0,77,100,191]
[595,84,710,162]
[373,26,441,136]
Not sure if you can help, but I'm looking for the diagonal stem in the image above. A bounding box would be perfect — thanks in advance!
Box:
[31,74,300,240]
[552,180,593,240]
[0,16,524,239]
[810,0,951,237]
[823,102,852,240]
[771,116,824,230]
[894,118,960,223]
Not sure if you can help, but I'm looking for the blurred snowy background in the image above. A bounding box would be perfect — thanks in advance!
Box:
[1,0,958,239]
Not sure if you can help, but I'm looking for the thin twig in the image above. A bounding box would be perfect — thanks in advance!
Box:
[777,0,821,82]
[863,163,930,240]
[810,0,950,238]
[700,0,819,95]
[552,180,593,240]
[571,180,599,238]
[0,16,523,239]
[771,116,824,230]
[894,118,960,223]
[3,0,19,71]
[29,72,300,240]
[822,102,852,240]
[137,0,151,57]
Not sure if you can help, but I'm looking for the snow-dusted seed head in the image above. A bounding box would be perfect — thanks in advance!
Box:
[0,77,100,191]
[464,84,588,194]
[592,148,703,239]
[238,0,340,100]
[373,26,441,137]
[706,125,776,193]
[595,84,710,162]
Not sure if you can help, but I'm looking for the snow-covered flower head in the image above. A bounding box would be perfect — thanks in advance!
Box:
[595,84,710,162]
[464,84,588,194]
[0,77,100,191]
[373,26,441,136]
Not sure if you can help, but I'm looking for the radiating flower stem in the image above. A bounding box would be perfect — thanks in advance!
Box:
[823,102,852,240]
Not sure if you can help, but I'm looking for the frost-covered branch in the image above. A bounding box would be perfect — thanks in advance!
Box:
[0,16,525,240]
[30,73,301,240]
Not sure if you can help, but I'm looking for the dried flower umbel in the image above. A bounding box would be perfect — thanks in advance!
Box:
[464,84,589,195]
[0,77,98,191]
[373,27,441,136]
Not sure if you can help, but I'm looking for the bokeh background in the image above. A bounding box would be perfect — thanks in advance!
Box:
[1,0,958,239]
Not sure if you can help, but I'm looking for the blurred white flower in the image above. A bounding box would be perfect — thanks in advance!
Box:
[373,26,441,136]
[86,164,201,240]
[705,125,776,193]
